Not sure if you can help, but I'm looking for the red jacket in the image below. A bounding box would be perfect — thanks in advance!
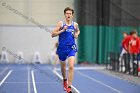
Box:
[122,35,132,51]
[129,37,140,54]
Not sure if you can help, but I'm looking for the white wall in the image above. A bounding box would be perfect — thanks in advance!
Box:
[0,25,57,63]
[0,0,75,25]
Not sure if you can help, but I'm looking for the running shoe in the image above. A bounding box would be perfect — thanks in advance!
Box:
[63,79,67,91]
[67,86,72,93]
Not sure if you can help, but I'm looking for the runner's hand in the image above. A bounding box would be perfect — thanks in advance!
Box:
[74,33,78,39]
[62,25,68,32]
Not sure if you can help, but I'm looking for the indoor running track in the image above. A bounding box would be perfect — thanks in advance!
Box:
[0,64,140,93]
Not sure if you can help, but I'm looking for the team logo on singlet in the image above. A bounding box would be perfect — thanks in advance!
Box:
[71,30,75,36]
[66,29,73,32]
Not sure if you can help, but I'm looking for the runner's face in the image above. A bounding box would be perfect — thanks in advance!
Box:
[65,10,73,21]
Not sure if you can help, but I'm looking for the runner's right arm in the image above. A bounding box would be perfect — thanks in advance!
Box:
[51,21,67,37]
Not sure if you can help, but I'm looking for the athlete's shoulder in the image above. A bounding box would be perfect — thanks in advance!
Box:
[73,22,79,29]
[73,22,78,26]
[57,21,63,25]
[56,21,64,27]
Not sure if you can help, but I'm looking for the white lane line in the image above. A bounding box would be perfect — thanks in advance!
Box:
[74,67,105,70]
[31,70,37,93]
[53,69,80,93]
[0,70,12,86]
[77,71,122,93]
[28,65,31,93]
[56,67,105,71]
[4,81,59,84]
[0,65,10,76]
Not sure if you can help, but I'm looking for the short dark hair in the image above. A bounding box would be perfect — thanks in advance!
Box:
[64,7,74,14]
[130,29,137,35]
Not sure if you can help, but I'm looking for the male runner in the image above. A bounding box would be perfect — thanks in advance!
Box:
[51,7,80,93]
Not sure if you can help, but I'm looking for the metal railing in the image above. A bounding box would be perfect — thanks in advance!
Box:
[106,52,139,76]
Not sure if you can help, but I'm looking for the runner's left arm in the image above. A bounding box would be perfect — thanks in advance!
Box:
[74,22,80,39]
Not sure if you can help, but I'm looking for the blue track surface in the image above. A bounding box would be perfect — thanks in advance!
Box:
[0,64,140,93]
[0,64,65,93]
